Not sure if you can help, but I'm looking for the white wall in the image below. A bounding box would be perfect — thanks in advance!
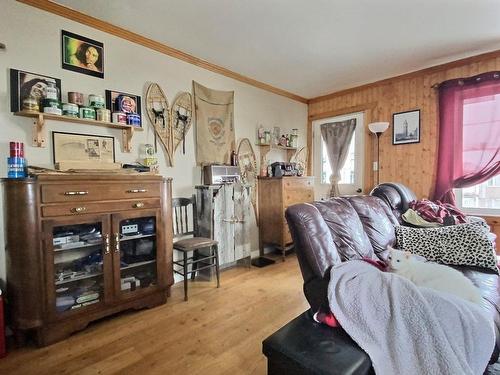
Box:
[0,2,307,280]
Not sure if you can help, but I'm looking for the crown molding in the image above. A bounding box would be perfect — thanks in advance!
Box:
[17,0,308,104]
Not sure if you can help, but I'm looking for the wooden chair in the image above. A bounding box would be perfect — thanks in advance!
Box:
[172,195,220,301]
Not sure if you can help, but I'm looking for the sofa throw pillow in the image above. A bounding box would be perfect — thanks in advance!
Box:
[395,221,498,274]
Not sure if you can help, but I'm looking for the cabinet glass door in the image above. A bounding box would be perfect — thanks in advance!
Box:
[47,216,110,318]
[113,211,159,298]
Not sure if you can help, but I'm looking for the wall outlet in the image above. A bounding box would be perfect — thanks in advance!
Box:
[373,161,379,171]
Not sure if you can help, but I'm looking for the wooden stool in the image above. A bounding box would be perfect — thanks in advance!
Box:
[172,196,220,301]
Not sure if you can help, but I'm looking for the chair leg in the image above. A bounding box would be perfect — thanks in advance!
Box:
[214,244,220,288]
[183,251,188,301]
[191,249,198,280]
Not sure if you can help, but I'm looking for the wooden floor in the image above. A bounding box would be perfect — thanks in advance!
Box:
[0,255,309,375]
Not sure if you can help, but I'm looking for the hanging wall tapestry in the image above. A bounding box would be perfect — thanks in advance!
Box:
[193,81,235,164]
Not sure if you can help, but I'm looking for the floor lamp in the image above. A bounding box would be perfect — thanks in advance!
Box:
[368,122,389,186]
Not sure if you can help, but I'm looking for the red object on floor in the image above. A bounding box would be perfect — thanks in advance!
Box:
[0,290,5,358]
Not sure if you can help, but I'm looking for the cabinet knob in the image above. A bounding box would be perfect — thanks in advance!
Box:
[133,202,145,208]
[70,206,87,213]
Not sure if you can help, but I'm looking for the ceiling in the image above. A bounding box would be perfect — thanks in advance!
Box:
[54,0,500,99]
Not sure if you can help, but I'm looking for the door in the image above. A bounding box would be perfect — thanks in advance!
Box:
[111,209,163,299]
[312,112,365,199]
[44,214,112,321]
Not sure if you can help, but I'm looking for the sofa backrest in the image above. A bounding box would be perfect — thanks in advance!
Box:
[370,182,417,223]
[285,194,400,311]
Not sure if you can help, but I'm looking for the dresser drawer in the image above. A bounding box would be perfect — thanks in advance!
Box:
[41,198,161,217]
[41,183,161,203]
[282,177,314,191]
[283,189,314,208]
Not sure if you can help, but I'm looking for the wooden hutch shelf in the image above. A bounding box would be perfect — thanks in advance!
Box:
[14,111,144,152]
[256,143,298,161]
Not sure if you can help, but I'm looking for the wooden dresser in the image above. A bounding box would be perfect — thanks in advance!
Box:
[4,174,173,346]
[258,176,314,260]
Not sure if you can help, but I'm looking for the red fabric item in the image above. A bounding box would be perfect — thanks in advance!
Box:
[433,71,500,205]
[409,199,466,224]
[314,310,340,328]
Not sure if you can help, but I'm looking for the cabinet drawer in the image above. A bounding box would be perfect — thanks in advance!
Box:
[282,177,314,191]
[283,189,314,207]
[42,199,161,217]
[41,183,161,203]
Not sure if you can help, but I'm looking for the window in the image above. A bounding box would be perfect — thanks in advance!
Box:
[313,112,364,198]
[320,133,355,184]
[454,93,500,215]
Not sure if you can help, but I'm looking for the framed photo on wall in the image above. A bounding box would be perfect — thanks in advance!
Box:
[62,30,104,78]
[106,89,142,127]
[392,109,420,145]
[10,69,62,112]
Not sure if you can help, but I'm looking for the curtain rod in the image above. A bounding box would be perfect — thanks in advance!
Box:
[431,71,500,89]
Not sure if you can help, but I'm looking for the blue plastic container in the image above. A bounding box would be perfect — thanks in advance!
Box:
[7,157,26,178]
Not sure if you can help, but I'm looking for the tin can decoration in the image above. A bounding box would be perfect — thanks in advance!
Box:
[7,142,26,178]
[42,98,62,116]
[43,82,59,100]
[79,106,96,120]
[62,103,79,118]
[88,94,105,109]
[112,111,127,124]
[96,108,111,122]
[68,92,84,106]
[116,95,136,113]
[22,95,39,112]
[126,113,141,127]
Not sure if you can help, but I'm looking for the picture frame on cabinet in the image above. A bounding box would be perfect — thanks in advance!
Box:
[52,131,115,164]
[62,30,104,78]
[392,109,420,145]
[10,69,62,112]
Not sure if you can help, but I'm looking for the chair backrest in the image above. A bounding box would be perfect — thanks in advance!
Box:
[172,195,197,238]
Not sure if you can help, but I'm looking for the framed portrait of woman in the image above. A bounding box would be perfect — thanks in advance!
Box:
[62,30,104,78]
[10,69,62,112]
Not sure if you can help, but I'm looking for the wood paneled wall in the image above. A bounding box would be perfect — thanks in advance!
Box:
[308,50,500,198]
[308,50,500,242]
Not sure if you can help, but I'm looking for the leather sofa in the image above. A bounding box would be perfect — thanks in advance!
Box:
[262,183,500,374]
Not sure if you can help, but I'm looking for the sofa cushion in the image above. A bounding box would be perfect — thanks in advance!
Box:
[395,222,499,274]
[313,198,376,261]
[346,196,399,255]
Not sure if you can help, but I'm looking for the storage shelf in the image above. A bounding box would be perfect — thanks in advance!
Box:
[121,259,156,271]
[53,241,102,252]
[120,233,156,242]
[14,111,143,152]
[55,271,103,285]
[255,143,297,151]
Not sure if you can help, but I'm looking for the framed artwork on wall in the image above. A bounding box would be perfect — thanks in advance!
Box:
[52,131,115,164]
[105,89,142,127]
[62,30,104,78]
[10,69,61,112]
[392,109,420,145]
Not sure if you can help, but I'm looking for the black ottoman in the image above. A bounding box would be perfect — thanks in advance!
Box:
[262,311,373,375]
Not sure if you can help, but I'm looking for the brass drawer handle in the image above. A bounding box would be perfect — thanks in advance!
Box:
[104,234,110,255]
[114,233,120,253]
[127,189,147,193]
[64,191,89,196]
[70,206,87,213]
[133,202,145,208]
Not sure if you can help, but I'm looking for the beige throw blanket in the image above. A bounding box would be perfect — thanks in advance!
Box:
[193,81,234,165]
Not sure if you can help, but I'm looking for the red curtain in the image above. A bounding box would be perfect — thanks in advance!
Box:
[433,72,500,205]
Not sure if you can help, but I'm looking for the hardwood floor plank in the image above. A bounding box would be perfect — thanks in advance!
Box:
[0,256,308,374]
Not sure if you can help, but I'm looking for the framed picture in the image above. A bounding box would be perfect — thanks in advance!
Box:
[392,109,420,145]
[106,89,142,125]
[52,131,115,164]
[62,30,104,78]
[10,69,61,112]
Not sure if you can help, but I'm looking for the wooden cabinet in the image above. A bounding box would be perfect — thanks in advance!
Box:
[4,174,173,346]
[258,176,314,260]
[195,183,252,269]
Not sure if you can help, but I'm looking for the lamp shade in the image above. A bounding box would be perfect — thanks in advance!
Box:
[368,122,389,134]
